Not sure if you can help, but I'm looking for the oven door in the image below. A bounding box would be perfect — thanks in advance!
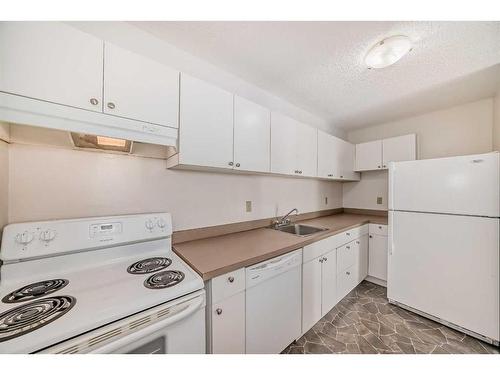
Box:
[44,291,206,354]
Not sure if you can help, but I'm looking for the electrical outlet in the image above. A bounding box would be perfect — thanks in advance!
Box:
[245,201,252,212]
[324,197,328,205]
[377,196,383,205]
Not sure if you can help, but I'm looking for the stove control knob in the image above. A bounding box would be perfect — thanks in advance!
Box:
[157,218,166,229]
[40,229,56,243]
[145,219,155,231]
[15,231,34,246]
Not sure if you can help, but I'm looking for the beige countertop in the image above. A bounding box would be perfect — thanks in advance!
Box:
[173,213,388,281]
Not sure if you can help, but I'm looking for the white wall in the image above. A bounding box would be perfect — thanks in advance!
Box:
[67,22,345,140]
[7,143,342,231]
[494,91,500,151]
[0,140,8,239]
[343,98,496,210]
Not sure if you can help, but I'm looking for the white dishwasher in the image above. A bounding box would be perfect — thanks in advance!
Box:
[245,249,302,354]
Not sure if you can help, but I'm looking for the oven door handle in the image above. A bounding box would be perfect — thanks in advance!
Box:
[91,294,204,353]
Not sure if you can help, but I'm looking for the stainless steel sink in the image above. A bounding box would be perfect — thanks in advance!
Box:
[273,224,328,237]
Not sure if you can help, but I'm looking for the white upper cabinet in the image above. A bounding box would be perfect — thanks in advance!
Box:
[317,130,336,178]
[178,74,234,169]
[0,22,103,112]
[103,43,179,127]
[270,112,300,175]
[355,140,383,171]
[318,130,359,181]
[233,96,270,173]
[271,113,317,177]
[382,134,416,168]
[355,134,416,171]
[296,121,318,177]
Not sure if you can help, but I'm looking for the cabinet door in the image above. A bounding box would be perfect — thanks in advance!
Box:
[302,257,322,334]
[356,234,369,282]
[296,122,317,177]
[233,96,270,173]
[317,130,335,178]
[270,112,298,175]
[211,291,245,354]
[321,249,337,316]
[0,22,103,112]
[334,137,360,180]
[179,74,234,169]
[368,234,388,281]
[355,140,382,171]
[103,43,179,127]
[382,134,416,168]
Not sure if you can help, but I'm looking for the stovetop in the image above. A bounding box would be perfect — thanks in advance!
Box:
[0,213,204,354]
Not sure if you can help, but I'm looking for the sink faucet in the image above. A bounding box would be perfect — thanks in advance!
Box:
[274,208,299,228]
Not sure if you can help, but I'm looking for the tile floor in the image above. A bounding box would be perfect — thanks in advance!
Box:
[283,281,499,354]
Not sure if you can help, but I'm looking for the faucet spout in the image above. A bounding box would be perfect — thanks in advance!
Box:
[275,208,299,228]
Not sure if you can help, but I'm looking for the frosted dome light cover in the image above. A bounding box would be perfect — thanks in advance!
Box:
[365,35,413,69]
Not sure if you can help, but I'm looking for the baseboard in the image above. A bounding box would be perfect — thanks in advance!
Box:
[365,275,387,287]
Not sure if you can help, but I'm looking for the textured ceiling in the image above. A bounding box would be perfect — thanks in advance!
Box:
[132,21,500,130]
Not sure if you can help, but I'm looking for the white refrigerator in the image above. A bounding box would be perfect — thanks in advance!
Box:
[388,152,499,345]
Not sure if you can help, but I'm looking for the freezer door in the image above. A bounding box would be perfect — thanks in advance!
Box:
[387,211,499,341]
[388,152,499,217]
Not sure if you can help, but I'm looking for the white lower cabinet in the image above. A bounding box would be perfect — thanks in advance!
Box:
[211,292,245,354]
[357,234,369,283]
[302,256,323,333]
[320,249,337,316]
[368,233,388,281]
[206,268,245,354]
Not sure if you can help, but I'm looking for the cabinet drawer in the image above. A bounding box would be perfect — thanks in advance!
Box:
[211,268,245,304]
[369,223,388,236]
[303,236,336,263]
[337,264,358,301]
[340,225,368,245]
[337,240,358,272]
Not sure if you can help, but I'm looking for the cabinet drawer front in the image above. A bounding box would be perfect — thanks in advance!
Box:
[211,292,245,354]
[211,268,245,303]
[340,225,368,245]
[369,223,388,236]
[303,236,337,263]
[337,240,358,272]
[337,265,357,301]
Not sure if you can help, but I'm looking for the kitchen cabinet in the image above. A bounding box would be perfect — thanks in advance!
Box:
[302,242,337,333]
[103,43,179,127]
[0,22,104,112]
[382,134,416,167]
[368,225,388,282]
[178,74,234,169]
[355,134,416,171]
[233,96,271,172]
[355,140,383,171]
[317,130,360,181]
[357,234,369,282]
[207,268,245,354]
[336,233,369,301]
[211,292,245,354]
[271,112,317,177]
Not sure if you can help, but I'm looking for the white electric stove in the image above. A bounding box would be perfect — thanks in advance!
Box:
[0,213,205,354]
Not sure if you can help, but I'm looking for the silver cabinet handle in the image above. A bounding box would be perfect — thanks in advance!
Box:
[216,308,222,315]
[369,235,373,238]
[89,98,99,105]
[228,276,234,283]
[107,102,115,109]
[299,170,303,174]
[356,241,360,244]
[340,175,344,178]
[319,258,324,263]
[346,271,350,275]
[323,257,327,262]
[383,165,387,168]
[228,161,234,166]
[328,174,333,177]
[377,165,381,168]
[235,163,240,167]
[378,226,382,229]
[346,232,350,236]
[346,246,350,249]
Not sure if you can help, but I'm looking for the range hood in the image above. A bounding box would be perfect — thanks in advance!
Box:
[0,92,178,147]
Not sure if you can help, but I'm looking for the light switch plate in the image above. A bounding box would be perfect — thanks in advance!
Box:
[246,201,252,212]
[377,197,383,205]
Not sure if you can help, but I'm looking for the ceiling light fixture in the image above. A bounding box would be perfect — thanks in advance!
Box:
[365,35,413,69]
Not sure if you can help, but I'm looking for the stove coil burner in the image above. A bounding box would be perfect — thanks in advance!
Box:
[144,270,185,289]
[127,257,172,275]
[0,296,76,342]
[1,279,69,304]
